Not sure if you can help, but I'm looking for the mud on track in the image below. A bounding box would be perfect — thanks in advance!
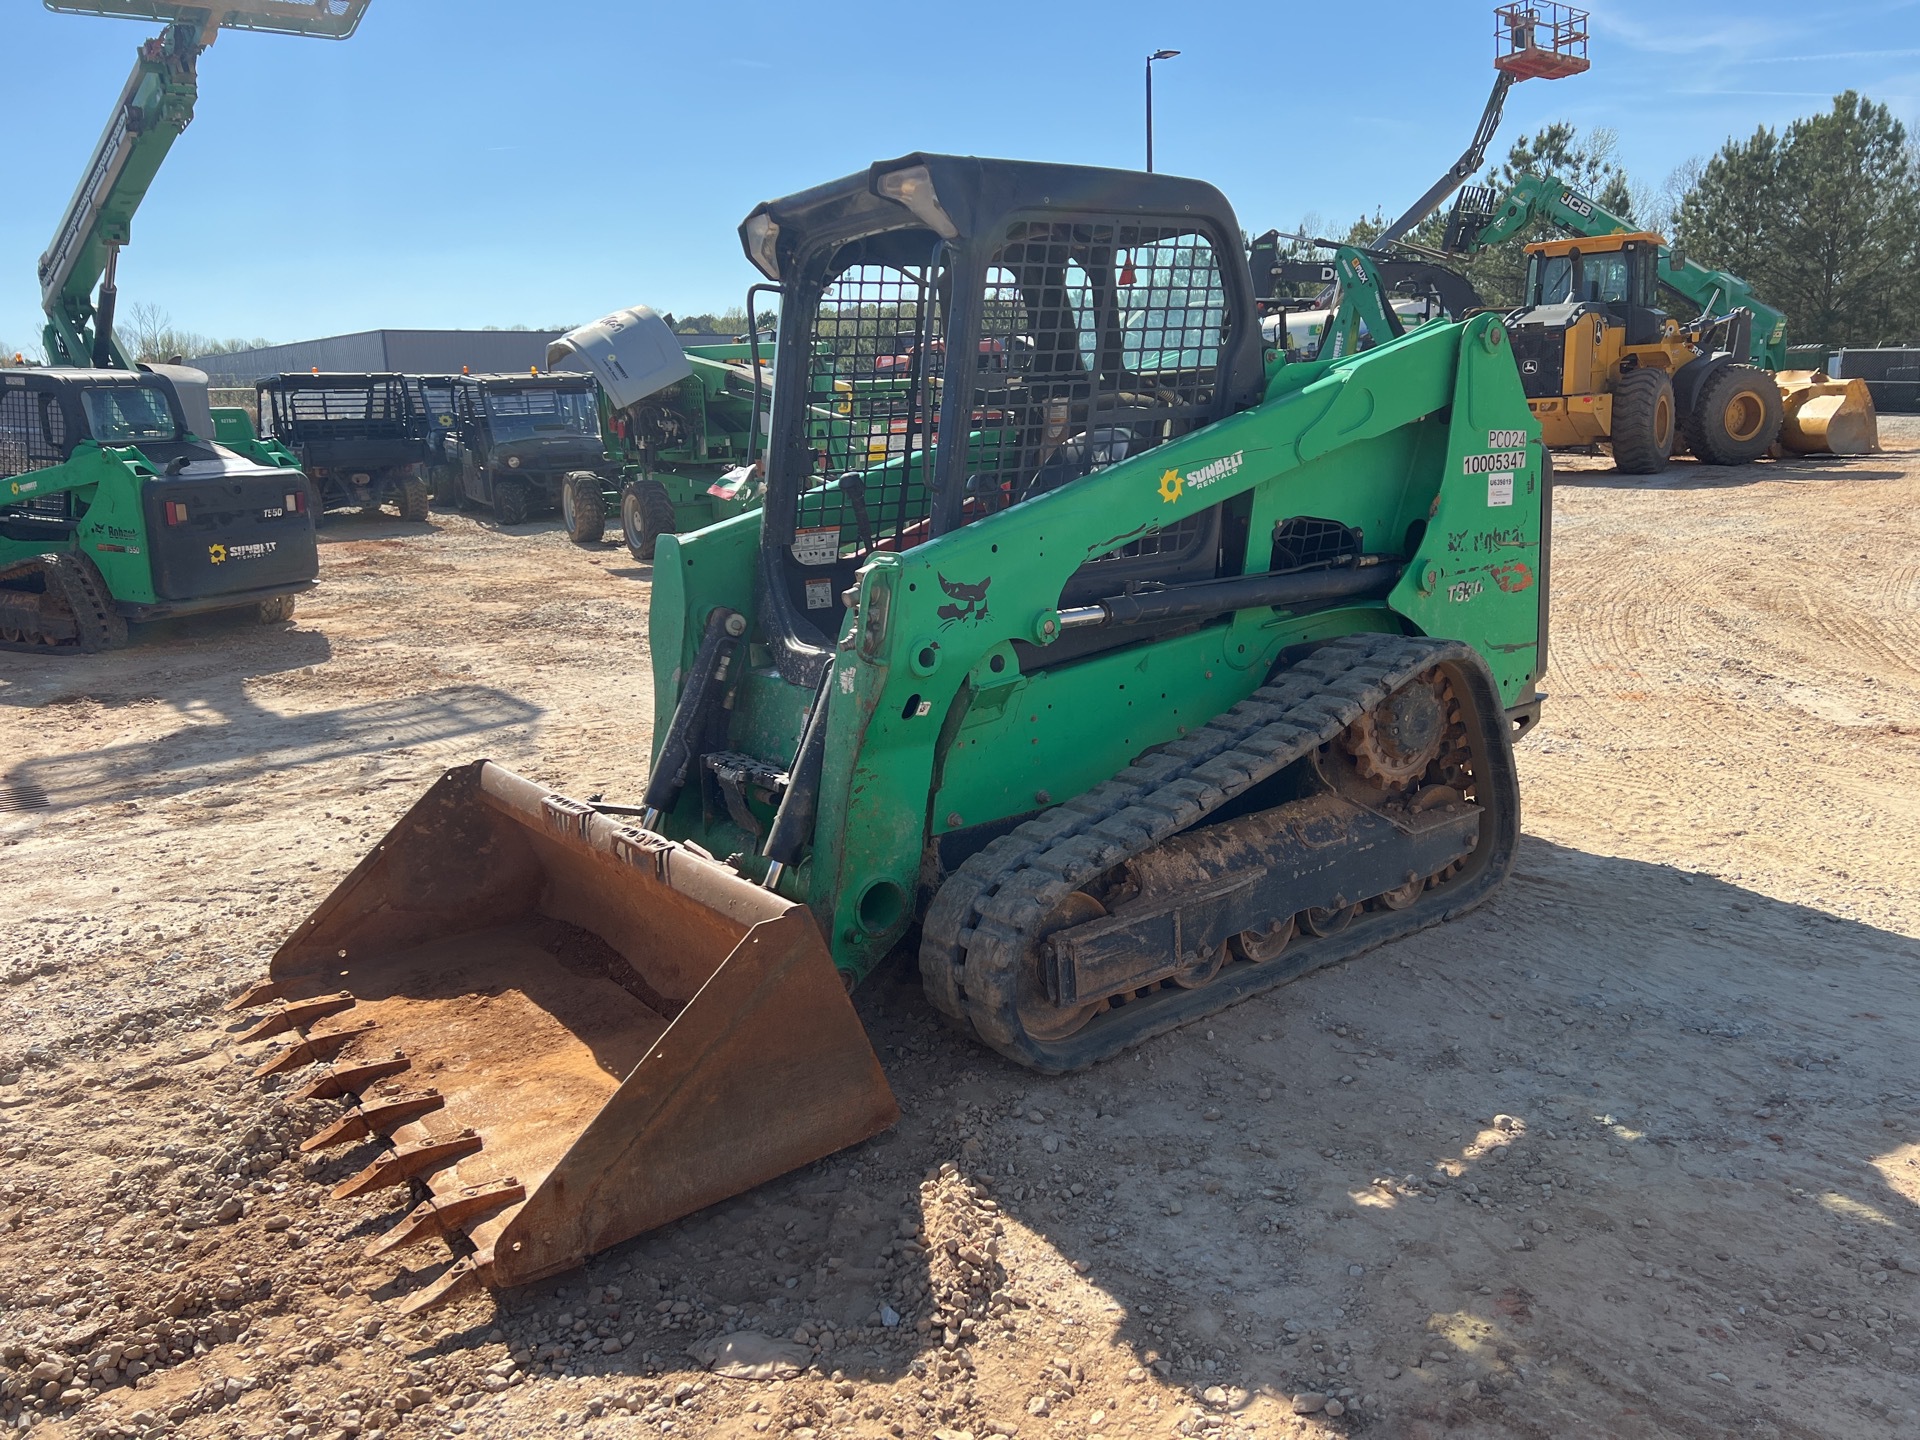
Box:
[3,425,1919,1440]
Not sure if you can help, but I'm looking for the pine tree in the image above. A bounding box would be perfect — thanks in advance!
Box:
[1675,92,1920,346]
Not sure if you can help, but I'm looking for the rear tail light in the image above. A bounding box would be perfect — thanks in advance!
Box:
[286,490,306,513]
[163,500,189,525]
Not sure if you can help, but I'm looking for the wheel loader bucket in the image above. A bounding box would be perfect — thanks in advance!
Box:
[1776,370,1879,456]
[226,761,897,1312]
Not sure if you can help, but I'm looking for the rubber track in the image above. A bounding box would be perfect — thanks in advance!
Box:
[919,632,1516,1072]
[0,552,126,654]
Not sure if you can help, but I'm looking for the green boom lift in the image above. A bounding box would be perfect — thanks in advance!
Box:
[231,152,1552,1312]
[3,3,366,650]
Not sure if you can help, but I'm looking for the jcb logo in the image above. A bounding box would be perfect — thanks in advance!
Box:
[1561,190,1594,217]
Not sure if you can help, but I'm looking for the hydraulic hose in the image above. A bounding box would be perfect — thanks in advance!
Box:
[639,606,744,828]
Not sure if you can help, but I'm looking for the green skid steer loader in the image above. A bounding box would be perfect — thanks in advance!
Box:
[229,154,1547,1312]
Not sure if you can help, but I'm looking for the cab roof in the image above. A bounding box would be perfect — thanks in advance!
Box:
[740,152,1244,282]
[1525,230,1668,257]
[462,372,596,388]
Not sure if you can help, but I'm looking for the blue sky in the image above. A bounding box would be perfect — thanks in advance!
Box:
[2,0,1915,355]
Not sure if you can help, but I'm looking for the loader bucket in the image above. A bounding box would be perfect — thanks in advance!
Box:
[1776,370,1879,456]
[227,761,897,1311]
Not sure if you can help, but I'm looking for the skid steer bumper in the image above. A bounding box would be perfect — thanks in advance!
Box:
[228,761,897,1311]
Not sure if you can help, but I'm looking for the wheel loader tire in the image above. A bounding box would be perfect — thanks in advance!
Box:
[1609,367,1676,475]
[562,473,607,545]
[621,480,678,563]
[256,594,297,624]
[397,476,432,522]
[493,477,533,526]
[1682,363,1783,468]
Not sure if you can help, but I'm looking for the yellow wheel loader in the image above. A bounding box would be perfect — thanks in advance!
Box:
[1506,232,1786,473]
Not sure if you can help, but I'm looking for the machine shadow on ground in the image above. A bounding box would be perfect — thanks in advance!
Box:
[290,836,1919,1435]
[1,684,542,813]
[1556,453,1912,492]
[0,621,333,711]
[313,515,445,541]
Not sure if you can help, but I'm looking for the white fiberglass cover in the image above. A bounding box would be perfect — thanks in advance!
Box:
[546,306,692,412]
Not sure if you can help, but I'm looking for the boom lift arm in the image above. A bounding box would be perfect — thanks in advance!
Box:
[1373,4,1590,249]
[1447,172,1790,369]
[36,1,370,369]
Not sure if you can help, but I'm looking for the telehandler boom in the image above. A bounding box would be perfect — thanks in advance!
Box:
[230,154,1549,1313]
[38,1,369,368]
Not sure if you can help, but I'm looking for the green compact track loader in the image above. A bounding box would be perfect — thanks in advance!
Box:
[1,363,317,651]
[230,154,1547,1312]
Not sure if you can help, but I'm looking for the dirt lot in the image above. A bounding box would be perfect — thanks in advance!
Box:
[4,419,1919,1440]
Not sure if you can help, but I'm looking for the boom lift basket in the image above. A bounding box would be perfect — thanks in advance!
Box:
[227,761,898,1310]
[1493,4,1590,81]
[42,1,370,38]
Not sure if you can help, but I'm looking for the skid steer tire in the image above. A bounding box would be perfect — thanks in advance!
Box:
[397,476,433,522]
[493,478,533,526]
[562,473,607,546]
[621,480,677,563]
[256,594,297,625]
[1683,364,1783,468]
[1609,367,1676,475]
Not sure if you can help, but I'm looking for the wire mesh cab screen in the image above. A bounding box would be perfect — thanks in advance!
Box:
[777,217,1230,633]
[0,384,69,483]
[967,220,1227,604]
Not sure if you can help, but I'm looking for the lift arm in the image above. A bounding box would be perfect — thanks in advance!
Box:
[1373,71,1516,250]
[37,2,372,368]
[1456,173,1790,368]
[38,21,209,368]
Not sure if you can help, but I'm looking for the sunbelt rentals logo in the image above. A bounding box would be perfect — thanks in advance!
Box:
[1159,450,1246,503]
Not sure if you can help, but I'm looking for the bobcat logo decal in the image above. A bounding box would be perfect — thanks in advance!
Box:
[936,573,992,627]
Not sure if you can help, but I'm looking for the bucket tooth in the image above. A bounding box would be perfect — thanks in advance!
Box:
[301,1091,446,1152]
[237,992,357,1043]
[225,979,288,1012]
[299,1052,410,1101]
[394,1252,491,1316]
[253,1021,379,1078]
[242,762,899,1303]
[363,1179,525,1258]
[331,1130,483,1199]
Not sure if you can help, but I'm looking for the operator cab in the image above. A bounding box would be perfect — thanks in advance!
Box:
[2,366,266,538]
[739,153,1266,684]
[1519,232,1668,344]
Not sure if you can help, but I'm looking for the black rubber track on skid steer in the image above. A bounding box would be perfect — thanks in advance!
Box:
[919,633,1520,1072]
[0,552,127,654]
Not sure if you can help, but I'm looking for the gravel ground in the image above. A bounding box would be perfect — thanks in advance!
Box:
[2,418,1918,1440]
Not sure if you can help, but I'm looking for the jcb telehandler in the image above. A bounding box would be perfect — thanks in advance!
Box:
[227,154,1549,1312]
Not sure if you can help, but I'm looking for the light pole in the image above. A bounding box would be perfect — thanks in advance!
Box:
[1145,49,1180,172]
